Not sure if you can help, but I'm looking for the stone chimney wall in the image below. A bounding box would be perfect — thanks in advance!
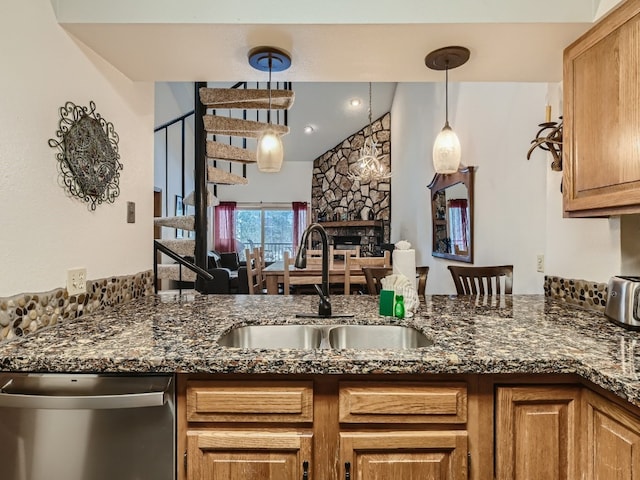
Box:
[311,112,391,250]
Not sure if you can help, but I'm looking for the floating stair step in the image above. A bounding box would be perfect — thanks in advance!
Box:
[157,264,197,282]
[154,215,195,231]
[207,165,249,185]
[207,141,256,164]
[156,238,195,257]
[204,115,289,138]
[199,87,294,110]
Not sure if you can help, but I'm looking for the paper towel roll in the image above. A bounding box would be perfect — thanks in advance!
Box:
[393,249,416,289]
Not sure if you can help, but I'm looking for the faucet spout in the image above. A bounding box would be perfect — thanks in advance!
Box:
[296,223,332,317]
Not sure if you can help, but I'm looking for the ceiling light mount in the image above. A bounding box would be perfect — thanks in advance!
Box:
[424,46,470,71]
[248,46,292,72]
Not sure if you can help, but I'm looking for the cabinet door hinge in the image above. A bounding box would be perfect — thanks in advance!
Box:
[467,451,471,477]
[184,450,188,471]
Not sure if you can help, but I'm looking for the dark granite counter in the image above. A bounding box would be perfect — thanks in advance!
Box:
[0,293,638,407]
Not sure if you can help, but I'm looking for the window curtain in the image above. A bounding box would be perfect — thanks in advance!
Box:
[448,199,468,253]
[292,202,308,249]
[214,201,237,253]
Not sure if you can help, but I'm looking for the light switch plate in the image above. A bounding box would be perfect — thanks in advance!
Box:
[536,254,545,273]
[67,268,87,295]
[127,201,135,223]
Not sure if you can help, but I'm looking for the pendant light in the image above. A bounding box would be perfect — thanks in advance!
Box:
[348,82,391,183]
[248,46,292,173]
[425,46,470,174]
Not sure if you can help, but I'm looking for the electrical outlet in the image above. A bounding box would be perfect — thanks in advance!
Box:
[67,268,87,295]
[536,254,545,273]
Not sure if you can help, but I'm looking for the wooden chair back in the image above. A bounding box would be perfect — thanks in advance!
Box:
[447,265,513,295]
[332,246,361,262]
[304,248,333,269]
[362,267,393,295]
[344,251,391,295]
[245,247,265,294]
[282,251,324,295]
[417,266,429,299]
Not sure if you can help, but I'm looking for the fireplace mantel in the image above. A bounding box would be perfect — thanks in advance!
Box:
[317,220,383,228]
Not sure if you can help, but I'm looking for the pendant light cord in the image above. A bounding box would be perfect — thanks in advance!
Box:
[445,61,450,128]
[267,56,273,125]
[367,82,373,141]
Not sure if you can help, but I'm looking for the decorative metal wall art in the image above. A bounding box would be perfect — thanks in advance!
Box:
[48,101,122,210]
[527,116,563,171]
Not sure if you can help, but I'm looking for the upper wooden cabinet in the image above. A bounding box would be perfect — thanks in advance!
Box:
[563,0,640,217]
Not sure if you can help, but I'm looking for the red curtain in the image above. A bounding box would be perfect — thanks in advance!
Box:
[292,202,308,249]
[214,201,237,253]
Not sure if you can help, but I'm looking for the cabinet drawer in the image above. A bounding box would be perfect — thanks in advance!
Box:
[339,382,467,424]
[187,381,313,423]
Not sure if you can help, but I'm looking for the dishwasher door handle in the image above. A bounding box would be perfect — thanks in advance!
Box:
[0,376,171,410]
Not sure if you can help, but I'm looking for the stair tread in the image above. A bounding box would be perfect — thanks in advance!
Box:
[207,165,249,185]
[207,141,256,164]
[154,215,195,230]
[157,264,197,282]
[199,87,294,110]
[204,115,289,138]
[156,238,195,256]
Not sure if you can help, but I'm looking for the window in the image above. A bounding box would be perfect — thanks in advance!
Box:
[235,204,295,262]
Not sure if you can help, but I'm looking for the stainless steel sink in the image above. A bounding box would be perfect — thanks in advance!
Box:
[328,325,433,349]
[218,324,432,350]
[217,325,322,349]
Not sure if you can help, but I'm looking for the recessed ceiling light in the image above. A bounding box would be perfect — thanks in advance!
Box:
[349,98,362,108]
[304,125,315,134]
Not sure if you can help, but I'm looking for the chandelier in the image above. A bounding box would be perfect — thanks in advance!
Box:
[348,83,391,183]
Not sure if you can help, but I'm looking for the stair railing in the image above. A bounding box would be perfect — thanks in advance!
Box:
[153,240,214,294]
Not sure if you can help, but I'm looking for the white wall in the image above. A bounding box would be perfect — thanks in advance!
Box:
[0,0,154,297]
[391,81,626,293]
[392,82,548,294]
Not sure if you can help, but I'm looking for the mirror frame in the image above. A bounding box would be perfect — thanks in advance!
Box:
[427,165,476,264]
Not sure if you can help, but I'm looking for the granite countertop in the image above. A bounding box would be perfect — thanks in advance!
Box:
[0,293,639,407]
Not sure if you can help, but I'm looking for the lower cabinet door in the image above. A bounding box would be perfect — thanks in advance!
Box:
[584,389,640,480]
[495,386,580,480]
[340,431,468,480]
[187,430,312,480]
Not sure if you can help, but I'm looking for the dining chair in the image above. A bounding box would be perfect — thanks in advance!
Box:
[344,251,391,295]
[447,265,513,295]
[282,251,324,295]
[416,266,429,299]
[362,267,393,295]
[245,247,266,294]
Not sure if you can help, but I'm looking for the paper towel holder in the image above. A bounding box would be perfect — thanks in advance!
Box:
[427,165,476,264]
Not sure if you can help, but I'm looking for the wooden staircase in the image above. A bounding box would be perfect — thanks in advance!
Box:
[154,83,294,289]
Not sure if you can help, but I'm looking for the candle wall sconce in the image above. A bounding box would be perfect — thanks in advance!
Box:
[526,116,563,171]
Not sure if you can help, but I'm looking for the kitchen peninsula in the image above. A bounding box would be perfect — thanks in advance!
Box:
[0,293,638,480]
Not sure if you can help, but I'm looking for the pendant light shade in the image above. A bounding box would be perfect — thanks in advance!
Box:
[256,129,284,172]
[432,123,461,174]
[425,46,470,174]
[248,46,292,174]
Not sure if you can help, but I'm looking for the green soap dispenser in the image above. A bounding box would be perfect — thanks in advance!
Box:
[394,294,405,319]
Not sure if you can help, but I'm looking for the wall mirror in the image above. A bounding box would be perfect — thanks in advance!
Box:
[427,166,476,263]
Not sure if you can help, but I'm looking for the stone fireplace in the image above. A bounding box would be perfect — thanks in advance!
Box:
[311,112,390,255]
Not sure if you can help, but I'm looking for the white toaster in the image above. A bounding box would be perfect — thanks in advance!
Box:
[605,276,640,329]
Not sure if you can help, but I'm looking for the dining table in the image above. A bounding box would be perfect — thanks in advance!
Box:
[263,260,357,294]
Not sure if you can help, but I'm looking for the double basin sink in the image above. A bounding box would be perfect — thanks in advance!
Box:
[218,324,433,350]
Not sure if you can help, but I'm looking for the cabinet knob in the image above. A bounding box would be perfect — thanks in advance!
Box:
[345,461,351,480]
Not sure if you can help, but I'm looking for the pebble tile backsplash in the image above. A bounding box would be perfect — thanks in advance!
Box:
[0,270,154,341]
[545,275,608,312]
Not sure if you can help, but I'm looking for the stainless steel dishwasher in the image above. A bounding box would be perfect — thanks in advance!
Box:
[0,373,175,480]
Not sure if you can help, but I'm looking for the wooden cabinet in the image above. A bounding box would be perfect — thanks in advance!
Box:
[583,389,640,480]
[563,0,640,217]
[338,381,468,480]
[180,377,470,480]
[182,380,314,480]
[495,385,581,480]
